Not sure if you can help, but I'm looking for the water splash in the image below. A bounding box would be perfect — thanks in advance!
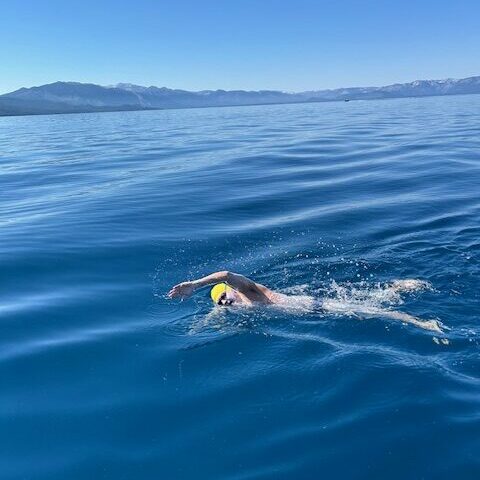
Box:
[187,278,445,335]
[319,278,444,332]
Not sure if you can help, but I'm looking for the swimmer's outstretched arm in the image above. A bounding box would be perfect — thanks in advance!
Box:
[168,271,261,299]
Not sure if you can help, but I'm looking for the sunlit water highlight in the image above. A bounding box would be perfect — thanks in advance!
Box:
[1,95,479,479]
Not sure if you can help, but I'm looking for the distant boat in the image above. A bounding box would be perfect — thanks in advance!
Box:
[344,98,350,102]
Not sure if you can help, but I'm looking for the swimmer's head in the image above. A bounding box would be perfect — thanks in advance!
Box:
[211,283,236,306]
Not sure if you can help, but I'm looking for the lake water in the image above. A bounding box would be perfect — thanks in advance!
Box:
[1,95,479,479]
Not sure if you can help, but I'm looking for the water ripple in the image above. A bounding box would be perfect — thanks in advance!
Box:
[1,95,479,479]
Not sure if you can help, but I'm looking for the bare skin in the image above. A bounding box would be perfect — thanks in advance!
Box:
[167,271,279,305]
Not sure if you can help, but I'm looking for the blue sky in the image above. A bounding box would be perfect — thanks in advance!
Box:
[1,0,479,94]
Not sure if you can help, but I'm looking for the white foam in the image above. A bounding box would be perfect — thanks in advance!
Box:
[278,278,444,333]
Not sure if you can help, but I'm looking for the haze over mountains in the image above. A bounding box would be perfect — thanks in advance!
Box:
[1,76,480,116]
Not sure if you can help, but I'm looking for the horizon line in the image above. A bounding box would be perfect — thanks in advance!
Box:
[2,73,479,96]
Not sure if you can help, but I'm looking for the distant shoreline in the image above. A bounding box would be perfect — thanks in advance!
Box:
[1,75,479,118]
[1,91,479,119]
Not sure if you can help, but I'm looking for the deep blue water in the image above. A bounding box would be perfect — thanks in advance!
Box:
[1,95,479,479]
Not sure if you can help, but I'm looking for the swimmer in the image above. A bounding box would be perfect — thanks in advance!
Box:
[168,273,445,332]
[168,271,280,306]
[168,273,426,307]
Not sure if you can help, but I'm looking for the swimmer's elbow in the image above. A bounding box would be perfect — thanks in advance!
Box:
[224,271,245,289]
[225,271,247,282]
[225,271,256,291]
[213,270,231,282]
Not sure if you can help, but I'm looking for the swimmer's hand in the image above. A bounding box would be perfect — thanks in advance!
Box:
[168,282,195,299]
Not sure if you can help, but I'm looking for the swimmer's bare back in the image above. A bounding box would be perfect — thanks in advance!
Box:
[168,271,279,305]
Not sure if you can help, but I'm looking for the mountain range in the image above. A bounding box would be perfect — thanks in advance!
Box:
[1,76,479,116]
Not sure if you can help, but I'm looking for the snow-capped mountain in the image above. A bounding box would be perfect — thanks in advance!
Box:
[1,76,479,116]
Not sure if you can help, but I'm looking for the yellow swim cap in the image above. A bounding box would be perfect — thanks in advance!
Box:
[210,283,232,304]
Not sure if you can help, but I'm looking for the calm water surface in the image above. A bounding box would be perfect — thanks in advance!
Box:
[1,96,479,479]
